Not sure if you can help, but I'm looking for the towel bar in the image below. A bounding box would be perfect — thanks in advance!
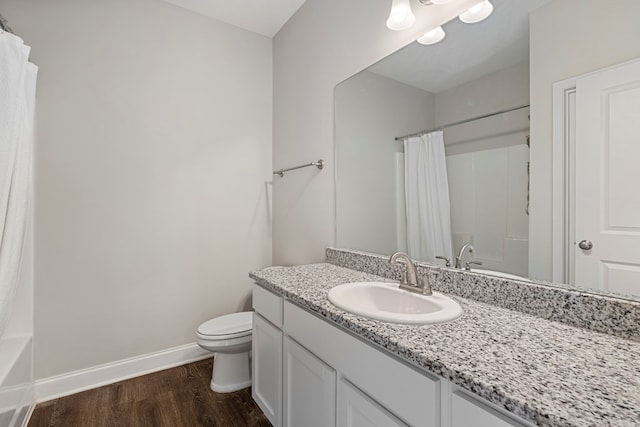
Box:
[274,160,324,177]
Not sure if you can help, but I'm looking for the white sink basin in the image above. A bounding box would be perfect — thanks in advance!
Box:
[327,282,462,325]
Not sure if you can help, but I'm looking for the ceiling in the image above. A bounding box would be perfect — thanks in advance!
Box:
[163,0,308,38]
[368,0,551,93]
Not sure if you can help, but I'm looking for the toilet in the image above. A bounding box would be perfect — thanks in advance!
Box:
[196,311,253,393]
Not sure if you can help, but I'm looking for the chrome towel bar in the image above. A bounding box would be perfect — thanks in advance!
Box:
[274,160,324,177]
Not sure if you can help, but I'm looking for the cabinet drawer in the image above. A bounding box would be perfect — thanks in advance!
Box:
[284,301,439,427]
[451,390,529,427]
[252,284,283,327]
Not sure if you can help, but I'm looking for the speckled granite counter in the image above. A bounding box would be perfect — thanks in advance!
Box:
[249,263,640,427]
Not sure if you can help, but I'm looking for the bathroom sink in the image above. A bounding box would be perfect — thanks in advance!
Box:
[327,282,462,325]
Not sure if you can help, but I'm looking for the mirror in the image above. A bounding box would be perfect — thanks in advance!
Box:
[334,0,640,300]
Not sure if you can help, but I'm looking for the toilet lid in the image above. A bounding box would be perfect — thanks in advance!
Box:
[197,311,253,339]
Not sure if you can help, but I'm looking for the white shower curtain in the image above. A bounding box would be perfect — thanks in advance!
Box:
[403,131,453,263]
[0,31,37,338]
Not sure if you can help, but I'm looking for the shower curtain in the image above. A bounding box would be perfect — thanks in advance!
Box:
[0,30,37,338]
[403,131,453,263]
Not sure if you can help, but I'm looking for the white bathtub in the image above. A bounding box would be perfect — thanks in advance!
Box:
[0,336,33,427]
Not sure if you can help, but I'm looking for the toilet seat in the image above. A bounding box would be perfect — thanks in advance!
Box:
[197,311,253,340]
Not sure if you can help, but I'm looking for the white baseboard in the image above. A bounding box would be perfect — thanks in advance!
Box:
[34,343,210,403]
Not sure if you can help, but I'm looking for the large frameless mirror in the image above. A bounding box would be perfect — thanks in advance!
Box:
[334,0,640,300]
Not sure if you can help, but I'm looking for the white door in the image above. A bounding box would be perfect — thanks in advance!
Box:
[574,58,640,295]
[283,337,336,427]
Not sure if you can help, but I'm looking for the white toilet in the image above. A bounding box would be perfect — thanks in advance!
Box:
[196,311,253,393]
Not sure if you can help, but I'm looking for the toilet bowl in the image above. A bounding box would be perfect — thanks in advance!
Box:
[196,311,253,393]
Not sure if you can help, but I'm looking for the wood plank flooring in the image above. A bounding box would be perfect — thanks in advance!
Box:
[28,358,271,427]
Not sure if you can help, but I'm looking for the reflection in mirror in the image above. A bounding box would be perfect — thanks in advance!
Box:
[336,0,538,277]
[334,0,640,300]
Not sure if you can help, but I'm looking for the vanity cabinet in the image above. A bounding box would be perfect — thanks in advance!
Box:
[252,284,533,427]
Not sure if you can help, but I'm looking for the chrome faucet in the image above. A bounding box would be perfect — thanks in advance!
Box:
[389,252,433,295]
[455,244,475,269]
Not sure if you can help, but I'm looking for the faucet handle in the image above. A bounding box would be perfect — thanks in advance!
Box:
[435,256,451,267]
[399,270,408,284]
[465,261,483,271]
[417,275,433,295]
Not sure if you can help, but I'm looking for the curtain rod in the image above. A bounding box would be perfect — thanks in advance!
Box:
[0,12,14,34]
[395,103,530,141]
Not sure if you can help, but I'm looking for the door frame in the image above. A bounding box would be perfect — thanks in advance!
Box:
[552,78,577,284]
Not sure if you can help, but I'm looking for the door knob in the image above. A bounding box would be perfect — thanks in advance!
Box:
[578,240,593,250]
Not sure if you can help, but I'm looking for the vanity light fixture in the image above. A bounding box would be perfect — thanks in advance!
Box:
[417,26,446,45]
[386,0,495,45]
[459,0,494,24]
[386,0,416,31]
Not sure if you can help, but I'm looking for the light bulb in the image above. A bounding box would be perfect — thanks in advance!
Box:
[417,26,446,45]
[459,0,494,24]
[386,0,416,31]
[468,2,484,13]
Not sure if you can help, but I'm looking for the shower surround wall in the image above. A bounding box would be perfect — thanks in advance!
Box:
[1,0,273,387]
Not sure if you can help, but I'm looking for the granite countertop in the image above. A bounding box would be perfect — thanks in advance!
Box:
[249,263,640,427]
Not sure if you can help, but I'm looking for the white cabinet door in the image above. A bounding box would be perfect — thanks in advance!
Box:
[252,313,283,427]
[451,391,527,427]
[337,378,407,427]
[574,58,640,295]
[283,337,336,427]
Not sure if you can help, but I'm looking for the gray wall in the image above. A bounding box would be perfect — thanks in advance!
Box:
[1,0,273,379]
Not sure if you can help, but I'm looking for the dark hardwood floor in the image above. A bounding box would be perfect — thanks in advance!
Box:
[28,358,271,427]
